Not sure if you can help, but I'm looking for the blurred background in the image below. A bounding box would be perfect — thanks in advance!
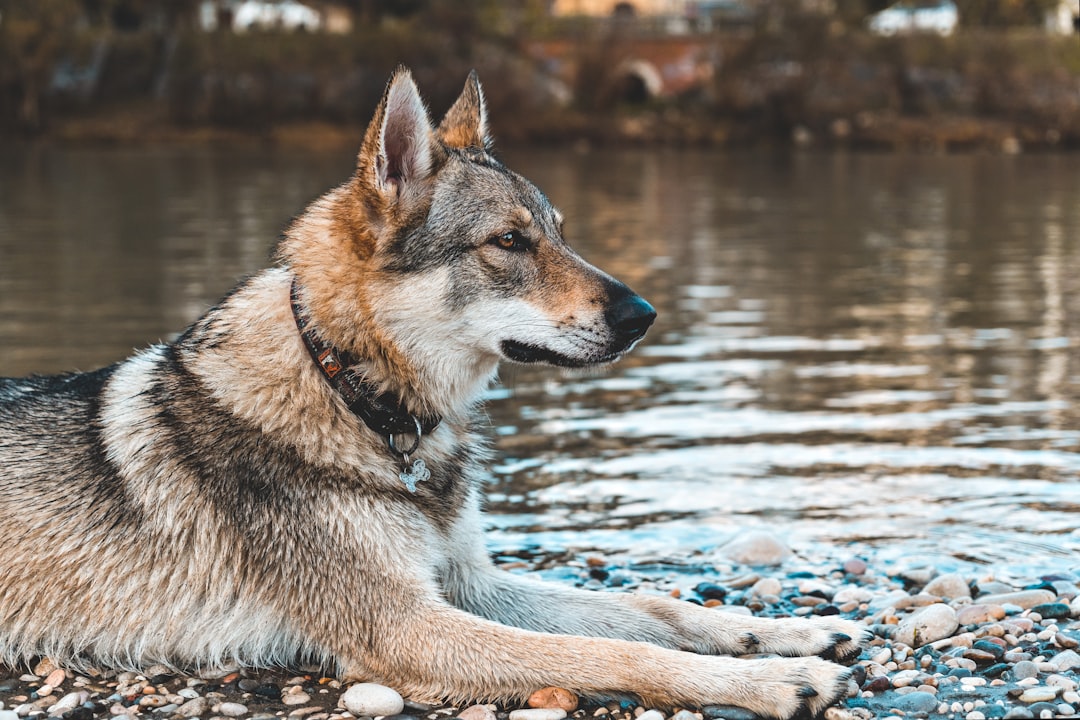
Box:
[3,0,1080,148]
[4,1,1080,580]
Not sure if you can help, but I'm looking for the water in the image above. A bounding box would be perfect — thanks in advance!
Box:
[2,145,1080,580]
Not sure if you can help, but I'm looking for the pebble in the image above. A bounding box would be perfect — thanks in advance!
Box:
[1049,649,1080,671]
[895,603,959,647]
[843,558,868,575]
[925,573,972,599]
[1019,688,1061,704]
[636,711,664,720]
[178,697,211,716]
[219,702,249,717]
[527,687,578,713]
[750,577,782,597]
[0,712,16,720]
[669,711,697,720]
[718,530,792,566]
[895,691,940,714]
[1012,661,1040,680]
[341,683,404,717]
[508,710,567,720]
[1030,602,1071,620]
[282,692,312,706]
[957,604,1007,626]
[459,706,499,720]
[46,692,81,714]
[978,590,1056,609]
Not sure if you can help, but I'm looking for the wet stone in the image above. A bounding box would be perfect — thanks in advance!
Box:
[1029,603,1071,620]
[1012,661,1040,680]
[252,684,281,700]
[895,691,939,714]
[1003,709,1035,720]
[702,706,758,720]
[694,583,727,601]
[237,680,260,692]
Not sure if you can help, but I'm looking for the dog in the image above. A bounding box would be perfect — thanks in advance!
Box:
[0,68,867,719]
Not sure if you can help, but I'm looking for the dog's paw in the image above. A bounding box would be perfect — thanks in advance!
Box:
[738,616,870,663]
[809,617,872,664]
[706,656,851,720]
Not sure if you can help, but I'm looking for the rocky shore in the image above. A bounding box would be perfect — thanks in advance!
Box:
[1,545,1077,720]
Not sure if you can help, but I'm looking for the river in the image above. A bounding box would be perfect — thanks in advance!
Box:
[2,144,1079,583]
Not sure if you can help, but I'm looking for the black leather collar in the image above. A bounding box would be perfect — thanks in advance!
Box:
[290,277,441,440]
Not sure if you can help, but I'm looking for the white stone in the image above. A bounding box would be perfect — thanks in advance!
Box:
[508,710,568,720]
[718,530,792,566]
[977,590,1055,609]
[636,711,665,720]
[0,711,17,720]
[178,689,202,700]
[925,573,971,600]
[458,705,498,720]
[1050,650,1080,672]
[894,603,959,647]
[1019,687,1061,704]
[281,692,311,707]
[1048,674,1078,691]
[891,670,921,688]
[218,702,248,717]
[833,586,874,605]
[341,683,404,717]
[750,578,782,597]
[47,692,83,715]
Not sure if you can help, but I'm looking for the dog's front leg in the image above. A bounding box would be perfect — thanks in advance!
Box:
[333,594,852,720]
[445,552,868,661]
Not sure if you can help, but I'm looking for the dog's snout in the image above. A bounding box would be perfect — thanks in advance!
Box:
[606,293,657,340]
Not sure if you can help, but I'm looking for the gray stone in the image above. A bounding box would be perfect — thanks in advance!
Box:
[924,573,971,600]
[895,691,939,714]
[1013,661,1040,680]
[342,684,405,717]
[702,706,758,720]
[718,531,792,566]
[178,697,211,717]
[977,590,1056,609]
[894,603,959,647]
[1003,709,1034,720]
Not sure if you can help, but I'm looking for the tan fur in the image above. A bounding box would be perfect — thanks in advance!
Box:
[0,69,868,720]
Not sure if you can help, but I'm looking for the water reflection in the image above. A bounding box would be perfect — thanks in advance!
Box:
[2,146,1079,576]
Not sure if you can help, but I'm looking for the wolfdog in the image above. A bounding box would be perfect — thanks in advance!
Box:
[0,69,867,719]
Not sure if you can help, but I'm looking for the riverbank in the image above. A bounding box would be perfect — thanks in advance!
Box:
[1,544,1077,720]
[7,28,1080,152]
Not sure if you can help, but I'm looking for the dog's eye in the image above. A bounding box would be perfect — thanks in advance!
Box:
[490,231,528,252]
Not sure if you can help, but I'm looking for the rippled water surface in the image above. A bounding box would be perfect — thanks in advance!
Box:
[3,145,1080,578]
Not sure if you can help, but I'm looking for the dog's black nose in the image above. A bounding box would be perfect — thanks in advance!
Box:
[607,293,657,341]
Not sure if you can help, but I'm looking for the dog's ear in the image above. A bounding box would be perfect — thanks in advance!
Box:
[357,67,435,200]
[437,70,492,150]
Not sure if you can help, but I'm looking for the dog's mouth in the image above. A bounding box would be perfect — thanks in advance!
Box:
[499,339,629,368]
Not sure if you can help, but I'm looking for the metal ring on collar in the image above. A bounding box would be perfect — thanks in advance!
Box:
[387,416,423,457]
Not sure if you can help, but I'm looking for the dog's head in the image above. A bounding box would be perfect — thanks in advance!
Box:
[286,69,655,408]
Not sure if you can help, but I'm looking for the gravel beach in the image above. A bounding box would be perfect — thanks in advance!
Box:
[2,544,1077,720]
